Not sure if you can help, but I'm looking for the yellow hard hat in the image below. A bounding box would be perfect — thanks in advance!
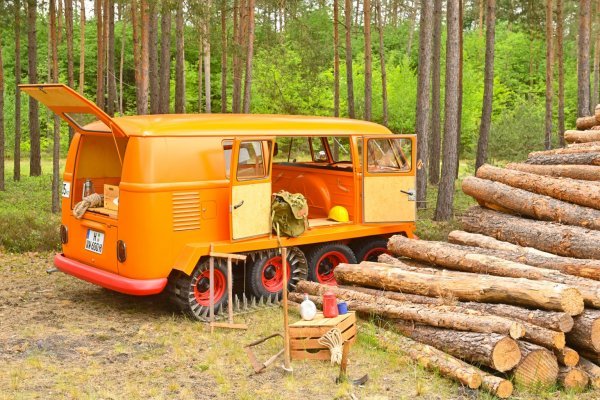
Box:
[328,206,349,222]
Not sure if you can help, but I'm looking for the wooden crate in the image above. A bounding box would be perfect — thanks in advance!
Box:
[289,311,357,361]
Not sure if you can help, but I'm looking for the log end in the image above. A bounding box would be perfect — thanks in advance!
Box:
[509,322,526,340]
[560,348,580,367]
[559,315,575,333]
[562,288,585,316]
[591,319,600,352]
[554,332,566,350]
[494,380,514,399]
[514,348,559,387]
[560,368,589,391]
[492,337,521,372]
[467,373,483,390]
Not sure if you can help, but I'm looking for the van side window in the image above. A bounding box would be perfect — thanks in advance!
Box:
[237,140,269,180]
[327,137,352,162]
[367,138,412,173]
[223,140,233,179]
[310,138,328,162]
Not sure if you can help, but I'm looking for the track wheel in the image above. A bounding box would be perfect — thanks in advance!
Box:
[350,237,389,262]
[305,243,357,285]
[247,247,308,299]
[167,259,228,320]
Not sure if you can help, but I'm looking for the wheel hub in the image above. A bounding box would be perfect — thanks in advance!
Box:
[196,276,210,293]
[263,264,277,280]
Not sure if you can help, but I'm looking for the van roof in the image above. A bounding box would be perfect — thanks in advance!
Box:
[84,114,398,137]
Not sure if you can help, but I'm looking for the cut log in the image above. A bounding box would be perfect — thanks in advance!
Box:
[475,164,600,210]
[448,231,600,281]
[513,342,559,387]
[530,145,600,157]
[567,309,600,353]
[461,206,600,259]
[339,283,441,305]
[525,151,600,165]
[558,366,589,391]
[333,260,584,315]
[391,321,521,372]
[387,235,593,311]
[578,357,600,389]
[376,330,482,389]
[291,282,526,338]
[568,140,600,148]
[462,176,600,230]
[506,163,600,181]
[480,374,513,399]
[554,347,580,367]
[576,114,599,130]
[565,129,600,143]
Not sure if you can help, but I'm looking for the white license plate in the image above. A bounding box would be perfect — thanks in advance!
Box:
[85,229,104,254]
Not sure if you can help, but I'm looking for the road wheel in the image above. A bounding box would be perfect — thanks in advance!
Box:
[246,247,308,299]
[305,243,356,285]
[167,259,228,320]
[350,237,389,262]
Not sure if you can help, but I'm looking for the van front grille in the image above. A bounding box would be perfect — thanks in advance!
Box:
[172,192,201,231]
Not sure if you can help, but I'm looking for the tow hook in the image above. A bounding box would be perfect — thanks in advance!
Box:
[46,267,61,275]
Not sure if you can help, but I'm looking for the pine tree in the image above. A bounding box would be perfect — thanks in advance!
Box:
[27,0,41,176]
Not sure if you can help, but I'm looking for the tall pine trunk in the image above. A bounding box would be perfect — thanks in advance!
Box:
[243,0,255,113]
[95,0,105,109]
[475,0,496,170]
[204,0,212,113]
[364,0,372,121]
[578,0,592,117]
[406,0,416,57]
[375,0,388,126]
[593,0,600,107]
[333,0,340,117]
[50,0,60,212]
[27,0,41,177]
[79,0,85,93]
[434,0,461,221]
[175,0,185,113]
[0,36,4,191]
[455,0,464,178]
[557,0,565,145]
[139,0,150,114]
[159,0,171,114]
[344,0,355,118]
[14,0,21,181]
[415,0,434,209]
[544,0,553,150]
[148,0,159,114]
[107,0,117,116]
[198,41,203,112]
[119,2,126,115]
[65,0,75,142]
[221,0,227,113]
[232,0,242,113]
[429,0,442,185]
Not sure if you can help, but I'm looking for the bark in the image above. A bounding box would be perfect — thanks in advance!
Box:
[119,2,126,114]
[138,0,150,114]
[565,129,600,143]
[0,36,4,191]
[95,0,105,109]
[344,0,355,118]
[14,0,21,181]
[107,0,116,116]
[507,162,600,181]
[197,41,203,112]
[159,0,171,114]
[242,0,254,113]
[569,140,600,148]
[525,151,600,165]
[578,0,592,117]
[475,0,496,169]
[363,0,372,121]
[232,0,242,113]
[333,0,340,117]
[334,260,584,315]
[558,366,589,391]
[554,347,580,367]
[578,357,600,388]
[428,0,442,185]
[391,321,521,372]
[64,0,74,142]
[50,0,60,213]
[480,374,513,399]
[476,164,600,211]
[544,0,553,150]
[375,0,387,126]
[174,0,185,113]
[513,341,559,387]
[132,0,141,110]
[567,309,600,353]
[294,281,525,338]
[148,0,159,114]
[203,1,212,114]
[388,234,600,311]
[595,1,600,107]
[576,113,600,130]
[79,0,85,94]
[220,0,227,113]
[461,206,600,259]
[27,0,41,177]
[405,0,416,57]
[415,0,434,209]
[376,330,482,389]
[434,0,460,221]
[530,145,600,156]
[557,0,565,145]
[462,176,600,230]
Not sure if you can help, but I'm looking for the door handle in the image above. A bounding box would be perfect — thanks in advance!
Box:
[233,200,244,209]
[401,189,416,201]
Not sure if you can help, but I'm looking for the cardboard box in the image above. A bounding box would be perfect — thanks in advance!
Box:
[104,184,119,211]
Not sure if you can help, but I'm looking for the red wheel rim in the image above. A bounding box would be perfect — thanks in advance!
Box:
[315,251,348,285]
[363,247,389,262]
[260,256,291,293]
[193,269,226,306]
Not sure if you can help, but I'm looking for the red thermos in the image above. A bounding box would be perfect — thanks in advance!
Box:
[322,291,339,318]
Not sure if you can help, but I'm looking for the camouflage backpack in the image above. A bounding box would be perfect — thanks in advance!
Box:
[271,191,309,238]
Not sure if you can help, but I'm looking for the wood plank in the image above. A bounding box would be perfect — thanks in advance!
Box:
[209,252,247,261]
[290,349,331,361]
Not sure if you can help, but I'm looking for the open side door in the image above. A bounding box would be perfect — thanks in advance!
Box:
[362,135,416,223]
[19,84,126,138]
[229,138,275,240]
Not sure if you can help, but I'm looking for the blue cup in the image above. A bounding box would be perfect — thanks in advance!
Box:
[337,301,348,315]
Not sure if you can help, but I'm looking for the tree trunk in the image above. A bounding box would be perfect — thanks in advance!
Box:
[0,34,4,191]
[513,342,559,387]
[201,1,212,114]
[333,0,340,118]
[119,2,126,115]
[569,140,600,148]
[557,0,565,145]
[545,0,553,150]
[242,0,255,113]
[138,0,149,114]
[480,374,513,399]
[567,309,600,353]
[375,0,387,125]
[462,206,600,259]
[197,41,203,112]
[334,260,584,314]
[220,0,227,113]
[106,0,116,116]
[344,0,355,118]
[79,0,85,94]
[415,0,434,209]
[558,366,589,391]
[462,176,600,231]
[391,321,521,372]
[554,347,580,367]
[65,0,75,142]
[578,357,600,388]
[231,0,242,113]
[159,0,171,114]
[376,330,482,390]
[565,129,600,143]
[27,0,41,177]
[95,0,105,109]
[388,234,600,310]
[475,0,496,169]
[294,281,525,338]
[531,143,600,156]
[476,164,600,210]
[576,105,600,129]
[148,0,159,114]
[507,162,600,181]
[578,0,592,117]
[595,0,600,107]
[434,0,460,221]
[525,152,600,165]
[405,1,416,57]
[174,0,185,113]
[455,0,463,179]
[132,0,141,110]
[363,0,372,121]
[14,0,21,181]
[50,0,60,212]
[428,0,442,185]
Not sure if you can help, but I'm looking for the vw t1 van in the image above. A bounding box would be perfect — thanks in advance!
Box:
[21,84,416,320]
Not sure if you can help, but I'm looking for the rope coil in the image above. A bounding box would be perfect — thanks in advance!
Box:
[318,328,344,365]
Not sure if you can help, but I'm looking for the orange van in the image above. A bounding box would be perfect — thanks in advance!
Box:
[21,84,416,320]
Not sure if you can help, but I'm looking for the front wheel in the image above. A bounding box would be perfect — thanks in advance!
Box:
[350,237,389,262]
[305,243,357,285]
[246,247,308,299]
